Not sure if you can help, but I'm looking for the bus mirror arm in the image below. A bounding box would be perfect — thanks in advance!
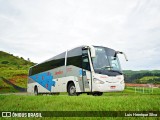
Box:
[123,52,128,61]
[116,51,128,61]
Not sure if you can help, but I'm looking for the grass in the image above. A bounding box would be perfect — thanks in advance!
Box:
[8,75,28,88]
[0,94,159,111]
[0,67,28,79]
[0,51,34,92]
[0,78,18,93]
[0,64,30,90]
[0,64,31,91]
[0,67,28,90]
[140,76,160,81]
[138,76,160,84]
[0,87,160,120]
[0,87,160,111]
[126,86,160,94]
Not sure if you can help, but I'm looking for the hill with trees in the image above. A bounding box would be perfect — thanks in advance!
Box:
[123,70,160,84]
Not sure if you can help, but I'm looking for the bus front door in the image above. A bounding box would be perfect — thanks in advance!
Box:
[82,50,91,92]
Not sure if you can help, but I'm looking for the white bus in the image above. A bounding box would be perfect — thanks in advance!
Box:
[27,45,128,96]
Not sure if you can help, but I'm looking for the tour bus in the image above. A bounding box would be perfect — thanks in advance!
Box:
[27,45,128,96]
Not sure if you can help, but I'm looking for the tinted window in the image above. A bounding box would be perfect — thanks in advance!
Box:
[67,56,82,68]
[30,58,65,76]
[67,47,82,68]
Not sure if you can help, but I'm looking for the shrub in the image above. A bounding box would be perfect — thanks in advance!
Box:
[1,61,9,64]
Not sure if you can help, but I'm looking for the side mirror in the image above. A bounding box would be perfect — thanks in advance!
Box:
[116,51,128,61]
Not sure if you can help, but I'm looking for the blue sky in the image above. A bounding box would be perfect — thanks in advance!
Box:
[0,0,160,70]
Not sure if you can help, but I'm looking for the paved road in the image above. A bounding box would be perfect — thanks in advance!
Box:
[0,92,32,95]
[0,92,62,96]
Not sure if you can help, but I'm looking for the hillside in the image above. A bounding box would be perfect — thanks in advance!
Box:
[123,70,160,84]
[0,51,35,93]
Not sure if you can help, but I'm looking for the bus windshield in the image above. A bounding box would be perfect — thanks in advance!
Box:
[92,46,122,75]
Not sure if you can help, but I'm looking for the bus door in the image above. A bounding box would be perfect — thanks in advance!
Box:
[82,49,91,92]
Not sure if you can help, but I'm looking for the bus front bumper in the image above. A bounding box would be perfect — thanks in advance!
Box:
[92,83,125,92]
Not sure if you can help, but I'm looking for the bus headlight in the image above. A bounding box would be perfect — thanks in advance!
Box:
[93,78,105,84]
[120,80,124,84]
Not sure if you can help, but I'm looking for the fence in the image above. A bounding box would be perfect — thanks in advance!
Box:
[135,86,153,94]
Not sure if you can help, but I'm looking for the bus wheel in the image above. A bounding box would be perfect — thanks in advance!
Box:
[34,86,38,96]
[87,93,92,95]
[68,83,77,96]
[98,92,103,96]
[92,92,103,96]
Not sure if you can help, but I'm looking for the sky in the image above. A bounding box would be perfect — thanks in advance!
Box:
[0,0,160,70]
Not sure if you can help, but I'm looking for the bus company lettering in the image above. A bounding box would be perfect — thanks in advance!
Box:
[100,76,108,79]
[67,68,72,72]
[55,71,63,75]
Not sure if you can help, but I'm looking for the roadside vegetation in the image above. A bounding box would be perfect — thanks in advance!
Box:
[124,70,160,84]
[0,51,35,92]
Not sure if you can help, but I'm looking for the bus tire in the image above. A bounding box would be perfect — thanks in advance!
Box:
[34,86,38,96]
[87,92,92,95]
[68,83,77,96]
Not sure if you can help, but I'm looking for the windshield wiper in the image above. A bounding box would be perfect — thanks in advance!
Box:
[110,70,123,75]
[100,66,113,70]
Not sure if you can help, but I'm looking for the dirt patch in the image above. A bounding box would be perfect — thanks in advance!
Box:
[126,83,160,88]
[9,75,27,87]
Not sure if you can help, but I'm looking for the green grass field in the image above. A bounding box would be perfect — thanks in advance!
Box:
[0,93,159,111]
[0,87,160,120]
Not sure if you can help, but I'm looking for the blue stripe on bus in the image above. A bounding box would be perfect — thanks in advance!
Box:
[29,72,55,91]
[79,69,82,76]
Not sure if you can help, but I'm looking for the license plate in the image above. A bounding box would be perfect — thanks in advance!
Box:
[110,86,116,89]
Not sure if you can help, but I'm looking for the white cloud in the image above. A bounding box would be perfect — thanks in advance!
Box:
[0,0,160,70]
